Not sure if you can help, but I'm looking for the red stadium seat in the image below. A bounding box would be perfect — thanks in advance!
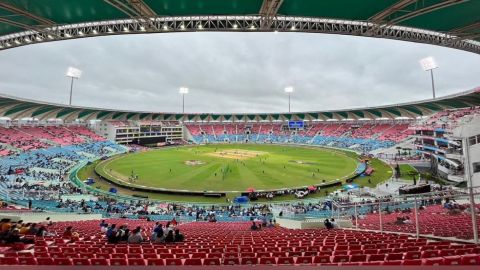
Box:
[165,258,183,266]
[223,257,240,265]
[0,258,19,265]
[384,260,402,265]
[332,255,349,263]
[404,251,421,259]
[18,257,37,265]
[259,257,277,265]
[403,259,422,265]
[72,258,90,265]
[142,253,157,259]
[241,257,258,265]
[313,255,331,264]
[443,256,462,265]
[203,258,221,265]
[277,257,295,264]
[369,254,385,261]
[147,259,165,266]
[128,259,146,266]
[109,258,127,266]
[53,258,73,266]
[461,255,480,265]
[90,259,109,266]
[192,252,207,258]
[175,253,190,259]
[423,258,443,265]
[386,253,404,261]
[184,258,202,265]
[36,258,54,265]
[350,254,367,262]
[296,256,313,264]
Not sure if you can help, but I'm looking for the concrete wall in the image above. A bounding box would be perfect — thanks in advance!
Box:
[277,218,353,229]
[453,116,480,187]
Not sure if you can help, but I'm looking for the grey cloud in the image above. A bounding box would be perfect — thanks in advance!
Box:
[0,32,479,114]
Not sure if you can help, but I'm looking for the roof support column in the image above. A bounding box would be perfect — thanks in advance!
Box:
[259,0,284,30]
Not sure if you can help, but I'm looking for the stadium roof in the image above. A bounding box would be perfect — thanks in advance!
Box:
[0,0,479,53]
[0,87,479,122]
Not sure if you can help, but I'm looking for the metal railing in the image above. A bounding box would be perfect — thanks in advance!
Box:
[330,187,480,243]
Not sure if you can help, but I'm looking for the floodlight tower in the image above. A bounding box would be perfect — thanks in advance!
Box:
[419,57,439,99]
[284,86,294,113]
[179,87,189,113]
[66,67,82,106]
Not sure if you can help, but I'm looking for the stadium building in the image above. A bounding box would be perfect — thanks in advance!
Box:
[0,0,479,267]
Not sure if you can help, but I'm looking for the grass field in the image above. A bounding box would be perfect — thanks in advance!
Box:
[77,144,393,203]
[96,144,358,192]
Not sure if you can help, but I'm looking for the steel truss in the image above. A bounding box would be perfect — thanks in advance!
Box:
[0,15,479,54]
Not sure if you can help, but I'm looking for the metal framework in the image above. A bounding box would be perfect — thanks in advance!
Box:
[0,15,479,54]
[0,87,479,122]
[387,0,469,25]
[0,2,55,26]
[369,0,419,22]
[259,0,284,29]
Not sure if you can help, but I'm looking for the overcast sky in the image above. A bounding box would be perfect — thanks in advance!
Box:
[0,32,479,114]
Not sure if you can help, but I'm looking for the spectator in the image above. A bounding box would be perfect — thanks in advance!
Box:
[330,218,339,229]
[63,226,73,238]
[36,226,48,237]
[106,224,118,243]
[174,229,184,242]
[4,229,21,244]
[324,219,332,229]
[127,227,143,244]
[250,222,258,231]
[153,230,165,243]
[0,219,12,233]
[19,223,30,234]
[164,230,174,243]
[28,223,38,235]
[151,223,163,241]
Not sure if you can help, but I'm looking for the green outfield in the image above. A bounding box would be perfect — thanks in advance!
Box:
[77,144,393,202]
[96,144,358,192]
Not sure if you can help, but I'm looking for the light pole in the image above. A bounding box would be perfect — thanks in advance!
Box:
[419,57,438,99]
[179,87,189,113]
[66,67,82,106]
[284,86,294,113]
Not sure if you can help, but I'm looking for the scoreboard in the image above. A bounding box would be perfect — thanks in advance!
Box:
[288,121,304,129]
